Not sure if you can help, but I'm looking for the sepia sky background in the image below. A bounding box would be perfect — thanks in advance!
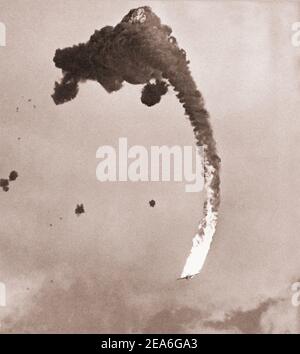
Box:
[0,0,300,333]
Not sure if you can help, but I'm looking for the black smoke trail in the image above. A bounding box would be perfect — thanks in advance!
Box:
[52,6,221,278]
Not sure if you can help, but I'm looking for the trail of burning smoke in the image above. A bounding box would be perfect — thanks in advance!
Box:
[180,152,219,278]
[52,6,221,279]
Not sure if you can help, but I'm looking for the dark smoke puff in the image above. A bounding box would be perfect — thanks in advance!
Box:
[0,179,9,192]
[52,44,92,104]
[141,84,161,106]
[9,170,18,181]
[52,76,79,105]
[149,200,156,207]
[75,204,85,216]
[141,80,168,106]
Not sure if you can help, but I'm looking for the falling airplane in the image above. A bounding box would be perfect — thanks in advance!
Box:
[177,272,200,281]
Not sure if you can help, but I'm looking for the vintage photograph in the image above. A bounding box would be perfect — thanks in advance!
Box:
[0,0,299,335]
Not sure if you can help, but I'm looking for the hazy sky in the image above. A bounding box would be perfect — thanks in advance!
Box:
[0,0,300,333]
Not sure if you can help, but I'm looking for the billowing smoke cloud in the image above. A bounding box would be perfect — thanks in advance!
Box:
[52,6,221,279]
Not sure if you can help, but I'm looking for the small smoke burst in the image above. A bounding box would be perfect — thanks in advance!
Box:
[1,170,19,192]
[9,170,18,181]
[149,200,156,208]
[75,204,85,216]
